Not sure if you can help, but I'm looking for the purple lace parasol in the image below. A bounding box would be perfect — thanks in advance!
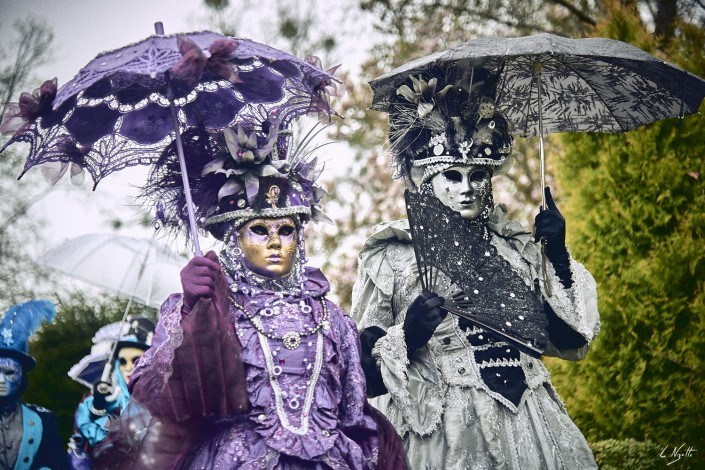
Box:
[2,30,337,188]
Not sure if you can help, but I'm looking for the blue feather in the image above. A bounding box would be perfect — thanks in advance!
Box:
[0,300,56,353]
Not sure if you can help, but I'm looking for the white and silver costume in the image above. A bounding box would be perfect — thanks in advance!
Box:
[351,206,600,470]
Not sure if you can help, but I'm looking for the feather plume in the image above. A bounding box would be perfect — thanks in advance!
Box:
[0,300,56,353]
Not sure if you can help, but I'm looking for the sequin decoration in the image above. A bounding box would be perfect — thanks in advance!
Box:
[405,189,549,352]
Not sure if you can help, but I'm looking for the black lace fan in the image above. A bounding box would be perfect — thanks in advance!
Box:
[404,190,547,358]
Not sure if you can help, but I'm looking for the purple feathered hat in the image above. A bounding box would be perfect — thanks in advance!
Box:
[142,53,339,241]
[144,112,332,241]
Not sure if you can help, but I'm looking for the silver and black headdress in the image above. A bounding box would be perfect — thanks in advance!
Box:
[387,66,513,187]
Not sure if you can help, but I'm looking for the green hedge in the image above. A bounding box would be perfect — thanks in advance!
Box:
[592,439,665,470]
[545,6,705,468]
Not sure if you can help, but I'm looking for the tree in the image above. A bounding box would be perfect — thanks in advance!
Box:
[545,2,705,465]
[361,0,703,44]
[24,293,156,441]
[0,18,55,310]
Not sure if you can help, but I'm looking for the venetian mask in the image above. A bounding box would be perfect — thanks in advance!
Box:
[430,164,492,221]
[117,346,144,384]
[0,357,22,398]
[237,216,299,279]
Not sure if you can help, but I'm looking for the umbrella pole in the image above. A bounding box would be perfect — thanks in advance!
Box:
[535,63,552,297]
[155,21,203,256]
[96,236,159,393]
[96,299,133,393]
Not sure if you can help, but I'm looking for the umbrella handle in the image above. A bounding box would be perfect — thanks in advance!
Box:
[155,22,203,256]
[535,62,552,297]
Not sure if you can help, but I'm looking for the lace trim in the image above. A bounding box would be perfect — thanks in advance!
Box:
[535,391,568,468]
[205,206,311,226]
[503,410,522,469]
[136,297,185,392]
[454,317,528,413]
[478,358,522,369]
[375,324,444,437]
[543,252,599,343]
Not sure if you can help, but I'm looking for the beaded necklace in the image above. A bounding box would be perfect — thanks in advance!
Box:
[228,296,328,435]
[229,297,330,350]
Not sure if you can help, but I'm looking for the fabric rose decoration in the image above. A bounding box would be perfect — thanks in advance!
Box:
[0,78,58,136]
[170,35,242,87]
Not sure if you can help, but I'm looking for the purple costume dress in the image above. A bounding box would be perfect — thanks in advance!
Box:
[119,266,398,469]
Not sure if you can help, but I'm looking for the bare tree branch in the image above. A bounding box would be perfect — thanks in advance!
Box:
[549,0,598,25]
[0,18,53,114]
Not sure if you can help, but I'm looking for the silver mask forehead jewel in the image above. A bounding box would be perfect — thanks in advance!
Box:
[387,66,513,187]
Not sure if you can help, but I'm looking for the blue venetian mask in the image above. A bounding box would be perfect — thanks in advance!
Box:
[0,357,23,398]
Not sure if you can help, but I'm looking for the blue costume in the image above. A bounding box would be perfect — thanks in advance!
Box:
[72,360,130,448]
[67,317,154,469]
[0,300,68,470]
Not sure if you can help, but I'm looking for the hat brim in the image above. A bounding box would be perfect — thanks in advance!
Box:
[0,348,36,371]
[115,340,150,353]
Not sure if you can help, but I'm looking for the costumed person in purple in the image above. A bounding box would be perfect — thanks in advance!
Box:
[93,90,407,469]
[351,66,600,469]
[0,300,68,470]
[67,317,154,469]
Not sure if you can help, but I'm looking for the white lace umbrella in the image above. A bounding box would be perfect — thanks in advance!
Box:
[39,233,188,309]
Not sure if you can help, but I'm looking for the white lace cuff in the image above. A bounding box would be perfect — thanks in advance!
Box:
[375,324,445,436]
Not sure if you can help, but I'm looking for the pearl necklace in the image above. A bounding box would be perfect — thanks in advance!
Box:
[229,297,330,350]
[257,329,324,435]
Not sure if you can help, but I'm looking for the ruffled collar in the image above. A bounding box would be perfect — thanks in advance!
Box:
[228,266,330,303]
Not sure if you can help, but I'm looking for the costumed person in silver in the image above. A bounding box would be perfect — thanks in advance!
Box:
[67,317,154,469]
[0,300,69,470]
[93,105,407,467]
[351,66,600,469]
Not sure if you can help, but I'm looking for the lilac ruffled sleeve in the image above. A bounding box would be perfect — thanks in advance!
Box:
[129,294,184,394]
[131,271,249,422]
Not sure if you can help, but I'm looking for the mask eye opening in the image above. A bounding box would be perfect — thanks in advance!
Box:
[278,224,296,236]
[442,170,463,182]
[249,224,269,236]
[469,169,489,183]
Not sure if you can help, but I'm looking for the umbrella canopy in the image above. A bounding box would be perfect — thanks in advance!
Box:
[2,29,336,187]
[370,33,705,137]
[1,26,338,254]
[39,233,188,309]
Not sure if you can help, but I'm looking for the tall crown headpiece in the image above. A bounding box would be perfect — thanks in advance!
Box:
[388,65,513,187]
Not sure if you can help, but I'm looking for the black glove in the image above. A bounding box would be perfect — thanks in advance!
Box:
[534,187,572,288]
[91,382,111,412]
[359,326,389,397]
[403,291,446,353]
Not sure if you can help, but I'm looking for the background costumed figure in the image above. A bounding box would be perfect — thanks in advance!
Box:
[351,66,600,469]
[0,300,69,470]
[67,317,154,469]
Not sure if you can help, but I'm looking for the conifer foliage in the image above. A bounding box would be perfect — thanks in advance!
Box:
[546,6,705,465]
